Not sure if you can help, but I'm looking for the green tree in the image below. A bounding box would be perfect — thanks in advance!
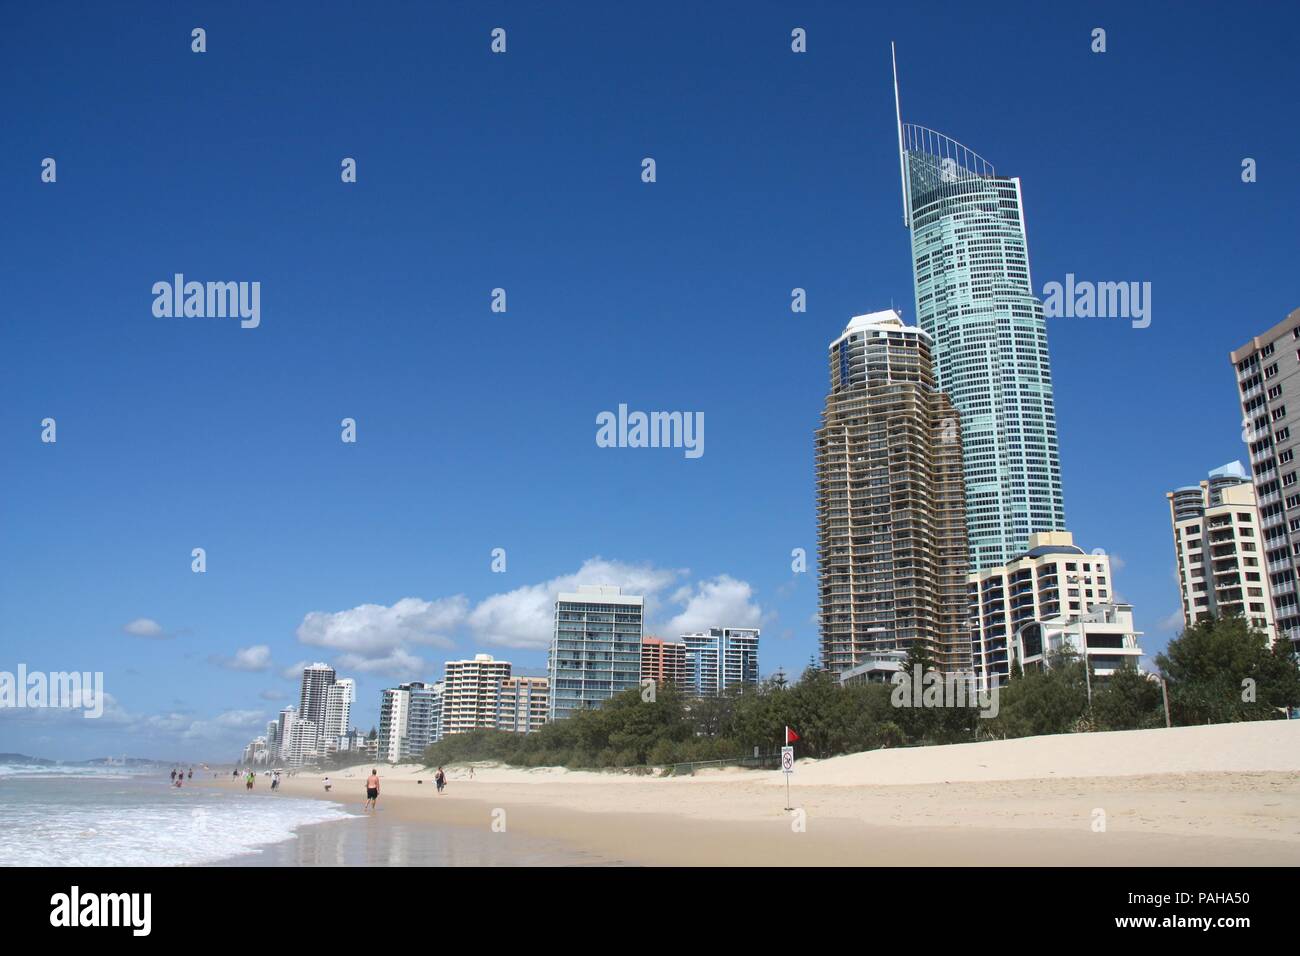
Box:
[1155,615,1300,725]
[1090,664,1164,731]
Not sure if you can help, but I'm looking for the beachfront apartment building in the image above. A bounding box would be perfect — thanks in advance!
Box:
[1231,306,1300,653]
[968,531,1123,689]
[548,585,645,721]
[298,663,336,737]
[378,681,444,761]
[641,637,688,688]
[282,717,318,768]
[680,627,761,696]
[894,48,1066,571]
[815,309,972,677]
[1167,462,1278,644]
[497,676,550,734]
[442,655,511,736]
[321,678,356,744]
[377,685,410,763]
[1013,603,1145,678]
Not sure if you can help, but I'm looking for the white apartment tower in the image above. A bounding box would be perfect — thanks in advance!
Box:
[442,655,512,736]
[498,676,550,734]
[322,678,356,743]
[1167,462,1278,644]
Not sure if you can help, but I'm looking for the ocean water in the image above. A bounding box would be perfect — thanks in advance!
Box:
[0,764,616,866]
[0,764,353,867]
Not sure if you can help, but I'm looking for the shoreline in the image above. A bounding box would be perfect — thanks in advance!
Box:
[203,721,1300,866]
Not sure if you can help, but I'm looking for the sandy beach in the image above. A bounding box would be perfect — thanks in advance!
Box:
[207,721,1300,866]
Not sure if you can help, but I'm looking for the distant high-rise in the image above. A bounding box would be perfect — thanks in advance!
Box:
[321,678,355,743]
[894,45,1066,570]
[497,676,550,734]
[1167,462,1278,645]
[680,628,760,695]
[1231,306,1300,653]
[815,310,971,675]
[548,585,644,721]
[377,681,442,762]
[640,637,687,689]
[298,663,336,737]
[442,655,511,736]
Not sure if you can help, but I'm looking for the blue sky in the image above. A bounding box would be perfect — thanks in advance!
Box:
[2,1,1298,761]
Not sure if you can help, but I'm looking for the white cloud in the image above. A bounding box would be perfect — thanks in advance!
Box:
[666,575,762,634]
[291,558,760,662]
[211,644,273,672]
[122,618,167,639]
[336,648,427,680]
[466,557,687,649]
[1157,610,1186,633]
[296,596,467,658]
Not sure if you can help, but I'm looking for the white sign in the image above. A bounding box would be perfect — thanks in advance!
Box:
[781,746,794,773]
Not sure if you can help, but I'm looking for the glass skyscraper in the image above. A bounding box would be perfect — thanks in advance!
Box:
[894,46,1065,570]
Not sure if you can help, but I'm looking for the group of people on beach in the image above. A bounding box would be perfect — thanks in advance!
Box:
[169,767,193,788]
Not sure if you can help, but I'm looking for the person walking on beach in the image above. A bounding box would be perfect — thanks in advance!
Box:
[364,769,380,812]
[435,767,445,794]
[187,768,193,780]
[246,771,255,791]
[170,768,176,783]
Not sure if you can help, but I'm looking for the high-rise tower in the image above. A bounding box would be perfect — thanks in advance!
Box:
[298,662,336,738]
[815,309,971,674]
[893,44,1066,570]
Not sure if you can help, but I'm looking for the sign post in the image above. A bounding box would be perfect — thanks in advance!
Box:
[781,743,794,810]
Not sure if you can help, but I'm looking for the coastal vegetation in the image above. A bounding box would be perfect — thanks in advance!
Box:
[421,615,1300,771]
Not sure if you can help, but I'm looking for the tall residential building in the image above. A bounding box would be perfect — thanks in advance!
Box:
[282,718,318,768]
[815,309,972,675]
[969,531,1121,688]
[377,685,410,763]
[442,654,511,736]
[321,678,356,743]
[894,46,1066,570]
[548,585,645,721]
[681,627,760,696]
[377,681,444,762]
[1231,306,1300,653]
[405,681,443,754]
[1167,462,1278,644]
[640,637,688,688]
[298,663,336,737]
[498,676,550,734]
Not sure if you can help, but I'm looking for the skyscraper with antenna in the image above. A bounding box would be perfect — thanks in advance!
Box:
[891,43,1066,571]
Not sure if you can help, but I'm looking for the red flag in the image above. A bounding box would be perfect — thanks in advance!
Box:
[786,727,800,744]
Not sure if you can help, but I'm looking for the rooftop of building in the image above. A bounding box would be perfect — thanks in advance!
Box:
[829,308,930,350]
[1229,306,1300,363]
